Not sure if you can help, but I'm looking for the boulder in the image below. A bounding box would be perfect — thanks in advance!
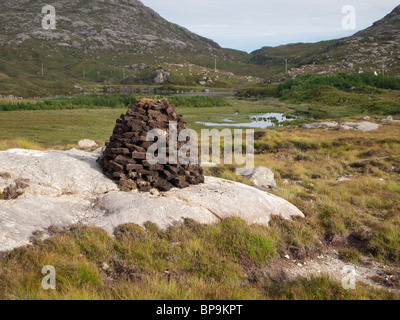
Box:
[0,148,118,196]
[78,139,98,148]
[380,115,393,123]
[153,68,170,84]
[336,125,353,131]
[0,149,304,252]
[339,122,380,132]
[240,166,277,189]
[302,122,339,129]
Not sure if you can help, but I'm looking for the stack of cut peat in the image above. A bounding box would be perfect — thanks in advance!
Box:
[98,98,204,192]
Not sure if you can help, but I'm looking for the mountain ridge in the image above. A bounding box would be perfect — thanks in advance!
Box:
[250,4,400,78]
[0,1,399,97]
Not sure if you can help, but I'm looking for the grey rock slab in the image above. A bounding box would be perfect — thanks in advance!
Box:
[0,195,95,251]
[303,121,380,132]
[341,122,381,132]
[0,149,118,196]
[302,122,339,129]
[336,125,354,131]
[167,176,304,224]
[90,191,219,233]
[0,149,305,252]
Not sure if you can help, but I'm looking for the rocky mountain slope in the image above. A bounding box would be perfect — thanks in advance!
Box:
[1,0,220,54]
[0,0,260,97]
[250,4,400,78]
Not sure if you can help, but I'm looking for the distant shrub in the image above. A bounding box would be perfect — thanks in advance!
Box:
[0,95,230,111]
[0,95,137,111]
[167,96,230,108]
[236,85,279,98]
[277,73,400,97]
[339,248,361,263]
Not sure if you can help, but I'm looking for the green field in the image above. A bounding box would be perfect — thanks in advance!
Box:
[0,96,303,147]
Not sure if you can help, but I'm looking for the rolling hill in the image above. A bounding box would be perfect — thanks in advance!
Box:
[250,4,400,80]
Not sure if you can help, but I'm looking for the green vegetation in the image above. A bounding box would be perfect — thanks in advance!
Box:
[339,248,362,264]
[277,73,400,93]
[236,85,279,98]
[0,219,396,300]
[237,74,400,118]
[249,40,337,75]
[0,43,266,98]
[0,95,231,112]
[271,276,396,300]
[0,96,295,146]
[208,123,400,266]
[166,96,230,108]
[0,95,137,111]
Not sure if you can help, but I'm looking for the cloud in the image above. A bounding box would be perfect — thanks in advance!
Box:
[141,0,399,52]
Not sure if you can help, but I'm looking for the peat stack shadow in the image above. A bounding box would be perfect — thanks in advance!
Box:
[98,98,204,192]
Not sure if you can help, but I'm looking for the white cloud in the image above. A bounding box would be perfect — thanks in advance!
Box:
[141,0,399,52]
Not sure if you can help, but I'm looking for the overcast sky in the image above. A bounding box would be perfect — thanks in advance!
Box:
[140,0,399,52]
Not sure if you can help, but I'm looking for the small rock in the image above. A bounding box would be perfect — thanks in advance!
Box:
[240,166,277,189]
[200,162,218,168]
[337,176,352,182]
[380,115,393,123]
[92,147,105,155]
[101,262,109,270]
[78,139,98,148]
[297,263,303,267]
[285,254,290,260]
[336,125,354,131]
[302,122,339,129]
[363,116,370,120]
[153,68,170,84]
[340,122,380,132]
